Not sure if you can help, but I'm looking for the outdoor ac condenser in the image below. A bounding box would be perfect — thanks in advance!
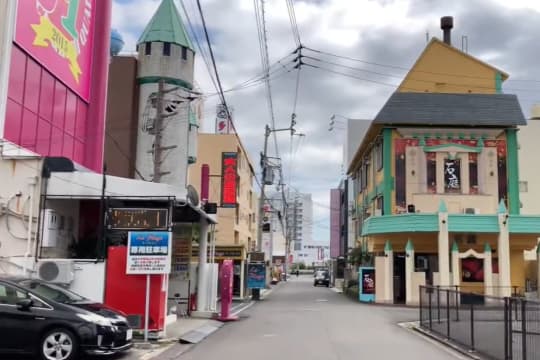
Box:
[36,260,75,284]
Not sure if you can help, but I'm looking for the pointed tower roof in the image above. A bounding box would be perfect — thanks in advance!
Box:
[138,0,195,51]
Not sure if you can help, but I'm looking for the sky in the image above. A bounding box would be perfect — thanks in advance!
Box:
[111,0,540,242]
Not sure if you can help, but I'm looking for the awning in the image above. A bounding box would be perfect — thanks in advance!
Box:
[45,171,217,224]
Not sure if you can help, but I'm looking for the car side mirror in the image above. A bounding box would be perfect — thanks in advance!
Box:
[16,298,33,311]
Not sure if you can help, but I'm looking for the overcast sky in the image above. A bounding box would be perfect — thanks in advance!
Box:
[112,0,540,242]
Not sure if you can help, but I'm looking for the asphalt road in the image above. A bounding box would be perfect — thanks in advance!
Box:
[167,275,465,360]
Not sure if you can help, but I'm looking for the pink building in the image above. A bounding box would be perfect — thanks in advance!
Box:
[3,0,111,172]
[330,188,341,258]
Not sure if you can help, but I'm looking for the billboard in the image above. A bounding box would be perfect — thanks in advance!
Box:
[126,231,172,274]
[221,152,237,207]
[15,0,96,101]
[247,263,266,289]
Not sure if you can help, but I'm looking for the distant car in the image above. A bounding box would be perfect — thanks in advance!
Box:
[0,276,132,359]
[313,270,330,287]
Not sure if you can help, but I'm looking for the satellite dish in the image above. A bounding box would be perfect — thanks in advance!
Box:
[187,185,199,207]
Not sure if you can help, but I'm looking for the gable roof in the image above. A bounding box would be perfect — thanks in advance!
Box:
[400,38,508,86]
[137,0,195,51]
[374,92,526,127]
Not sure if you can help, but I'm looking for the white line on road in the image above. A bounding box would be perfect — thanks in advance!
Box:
[231,301,255,316]
[397,322,470,360]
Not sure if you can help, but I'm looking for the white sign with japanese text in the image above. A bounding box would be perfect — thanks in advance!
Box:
[126,231,172,274]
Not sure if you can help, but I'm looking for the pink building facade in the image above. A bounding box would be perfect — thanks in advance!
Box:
[330,188,341,259]
[4,0,111,172]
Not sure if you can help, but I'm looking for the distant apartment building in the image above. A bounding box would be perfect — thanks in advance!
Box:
[189,133,257,298]
[287,192,313,252]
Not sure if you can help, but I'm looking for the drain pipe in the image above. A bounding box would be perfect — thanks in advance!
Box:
[23,176,37,276]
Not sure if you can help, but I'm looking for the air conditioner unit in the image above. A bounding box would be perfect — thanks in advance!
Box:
[36,260,75,284]
[42,209,59,247]
[464,208,480,214]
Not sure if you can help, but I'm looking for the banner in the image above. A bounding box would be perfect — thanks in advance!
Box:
[15,0,96,101]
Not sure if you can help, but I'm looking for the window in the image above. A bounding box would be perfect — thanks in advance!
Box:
[0,283,28,305]
[375,141,383,171]
[520,181,528,193]
[145,42,151,55]
[469,153,479,194]
[426,152,437,193]
[444,158,461,193]
[163,42,171,56]
[181,46,187,60]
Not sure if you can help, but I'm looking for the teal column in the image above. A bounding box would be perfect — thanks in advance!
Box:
[383,128,393,215]
[506,129,520,215]
[495,72,502,94]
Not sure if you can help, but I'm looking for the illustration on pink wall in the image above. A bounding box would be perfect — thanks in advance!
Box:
[15,0,96,101]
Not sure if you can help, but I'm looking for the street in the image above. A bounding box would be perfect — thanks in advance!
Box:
[160,275,464,360]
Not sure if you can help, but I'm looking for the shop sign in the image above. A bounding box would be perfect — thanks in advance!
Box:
[15,0,96,101]
[126,231,172,274]
[108,208,168,230]
[247,263,266,289]
[221,152,237,207]
[192,246,243,260]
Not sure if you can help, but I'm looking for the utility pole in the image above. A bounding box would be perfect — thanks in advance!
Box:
[257,124,271,252]
[153,79,165,183]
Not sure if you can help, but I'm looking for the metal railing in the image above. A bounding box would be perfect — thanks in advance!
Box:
[419,286,540,360]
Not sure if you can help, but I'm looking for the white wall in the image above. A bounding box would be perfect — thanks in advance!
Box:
[70,262,106,302]
[519,114,540,214]
[0,158,42,274]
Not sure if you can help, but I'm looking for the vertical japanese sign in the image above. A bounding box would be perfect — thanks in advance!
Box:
[221,152,237,208]
[15,0,96,101]
[126,231,172,274]
[444,159,461,192]
[215,104,232,134]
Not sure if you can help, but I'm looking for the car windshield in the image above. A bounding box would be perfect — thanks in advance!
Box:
[315,271,328,277]
[18,280,87,304]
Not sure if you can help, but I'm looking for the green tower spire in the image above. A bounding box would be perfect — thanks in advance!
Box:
[138,0,195,51]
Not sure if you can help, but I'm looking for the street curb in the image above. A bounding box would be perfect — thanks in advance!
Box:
[399,322,484,360]
[140,299,256,360]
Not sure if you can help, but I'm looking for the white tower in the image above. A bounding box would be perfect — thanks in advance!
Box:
[135,0,198,188]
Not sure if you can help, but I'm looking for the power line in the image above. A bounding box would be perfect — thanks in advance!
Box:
[285,0,301,47]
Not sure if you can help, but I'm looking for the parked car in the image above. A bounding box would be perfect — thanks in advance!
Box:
[313,270,330,287]
[0,276,132,359]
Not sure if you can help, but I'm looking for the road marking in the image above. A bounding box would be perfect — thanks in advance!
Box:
[397,322,470,360]
[262,333,277,337]
[231,301,255,316]
[315,299,328,302]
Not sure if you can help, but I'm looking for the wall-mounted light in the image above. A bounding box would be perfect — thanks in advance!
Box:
[442,220,446,224]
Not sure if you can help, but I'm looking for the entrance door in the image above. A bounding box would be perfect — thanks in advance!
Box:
[393,253,406,304]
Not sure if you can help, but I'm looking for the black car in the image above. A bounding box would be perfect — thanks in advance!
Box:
[0,276,132,359]
[313,270,330,287]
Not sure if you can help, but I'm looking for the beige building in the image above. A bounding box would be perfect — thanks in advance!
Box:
[189,134,258,298]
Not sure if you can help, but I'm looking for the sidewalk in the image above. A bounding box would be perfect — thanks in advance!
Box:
[125,299,257,360]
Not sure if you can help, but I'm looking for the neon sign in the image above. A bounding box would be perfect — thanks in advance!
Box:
[221,152,238,207]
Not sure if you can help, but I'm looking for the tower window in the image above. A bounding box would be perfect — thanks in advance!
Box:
[163,42,171,56]
[145,42,151,55]
[181,46,187,60]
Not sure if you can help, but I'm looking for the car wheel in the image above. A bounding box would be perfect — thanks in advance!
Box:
[40,328,78,360]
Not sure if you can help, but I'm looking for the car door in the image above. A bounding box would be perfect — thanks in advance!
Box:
[0,281,48,353]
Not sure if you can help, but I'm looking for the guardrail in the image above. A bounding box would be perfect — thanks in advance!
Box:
[419,286,540,360]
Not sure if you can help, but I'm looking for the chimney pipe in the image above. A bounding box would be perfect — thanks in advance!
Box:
[441,16,453,45]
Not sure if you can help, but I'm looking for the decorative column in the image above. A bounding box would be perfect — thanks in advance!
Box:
[438,200,451,286]
[405,239,414,305]
[484,243,494,297]
[451,242,460,288]
[497,200,512,297]
[384,240,394,303]
[195,219,210,316]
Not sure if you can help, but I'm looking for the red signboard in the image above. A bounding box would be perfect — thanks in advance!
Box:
[221,152,238,207]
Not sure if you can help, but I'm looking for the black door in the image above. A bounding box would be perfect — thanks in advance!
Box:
[0,282,41,353]
[393,253,406,304]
